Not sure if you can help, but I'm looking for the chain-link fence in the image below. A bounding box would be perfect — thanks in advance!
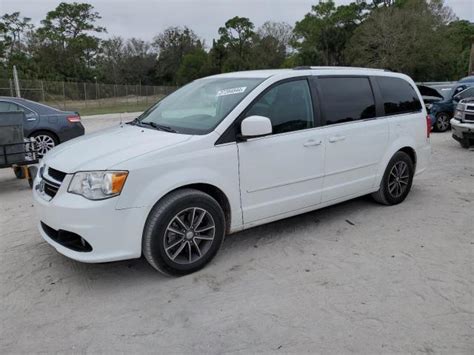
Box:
[0,79,177,115]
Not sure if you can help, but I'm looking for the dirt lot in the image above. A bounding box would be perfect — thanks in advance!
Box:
[1,115,473,353]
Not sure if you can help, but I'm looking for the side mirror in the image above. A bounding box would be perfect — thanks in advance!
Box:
[240,115,272,139]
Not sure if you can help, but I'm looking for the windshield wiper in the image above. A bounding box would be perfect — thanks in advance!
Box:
[140,121,177,133]
[127,117,141,125]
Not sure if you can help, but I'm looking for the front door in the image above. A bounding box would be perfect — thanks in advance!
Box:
[238,78,325,224]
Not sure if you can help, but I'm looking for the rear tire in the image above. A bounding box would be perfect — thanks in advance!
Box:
[434,113,451,132]
[372,151,414,206]
[31,131,58,157]
[142,189,226,276]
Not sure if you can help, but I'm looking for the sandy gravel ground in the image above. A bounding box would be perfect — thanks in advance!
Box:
[0,115,473,353]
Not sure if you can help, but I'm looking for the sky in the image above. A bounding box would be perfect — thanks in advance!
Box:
[2,0,473,45]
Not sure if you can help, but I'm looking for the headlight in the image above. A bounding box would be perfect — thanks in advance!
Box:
[68,171,128,200]
[454,110,462,119]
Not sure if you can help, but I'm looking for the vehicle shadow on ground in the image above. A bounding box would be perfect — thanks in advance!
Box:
[41,191,410,288]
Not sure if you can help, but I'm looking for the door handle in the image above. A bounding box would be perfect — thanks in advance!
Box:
[328,135,346,143]
[303,139,322,147]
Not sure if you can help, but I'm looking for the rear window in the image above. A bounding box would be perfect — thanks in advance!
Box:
[376,77,422,116]
[318,77,376,125]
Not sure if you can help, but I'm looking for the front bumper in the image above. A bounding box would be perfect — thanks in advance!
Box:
[450,118,474,146]
[33,172,146,263]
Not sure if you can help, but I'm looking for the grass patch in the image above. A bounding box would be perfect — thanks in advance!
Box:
[77,102,152,116]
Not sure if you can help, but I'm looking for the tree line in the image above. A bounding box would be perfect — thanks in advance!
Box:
[1,0,473,86]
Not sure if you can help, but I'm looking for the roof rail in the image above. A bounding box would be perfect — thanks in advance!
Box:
[293,66,391,72]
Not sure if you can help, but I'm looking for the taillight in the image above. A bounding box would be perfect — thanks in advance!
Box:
[67,115,81,123]
[426,115,431,138]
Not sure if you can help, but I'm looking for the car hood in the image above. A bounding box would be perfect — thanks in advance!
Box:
[43,124,192,173]
[417,85,444,99]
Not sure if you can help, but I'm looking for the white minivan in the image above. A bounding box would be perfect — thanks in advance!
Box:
[33,67,431,275]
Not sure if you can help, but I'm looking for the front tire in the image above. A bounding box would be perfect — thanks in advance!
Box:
[142,189,226,276]
[372,151,414,205]
[434,113,451,132]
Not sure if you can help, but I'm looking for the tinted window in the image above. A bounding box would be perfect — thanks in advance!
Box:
[245,79,314,134]
[377,77,422,115]
[455,87,474,101]
[318,77,376,125]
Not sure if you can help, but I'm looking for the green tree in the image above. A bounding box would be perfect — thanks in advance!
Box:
[97,37,157,84]
[0,12,35,78]
[216,16,255,71]
[251,21,293,69]
[176,48,210,84]
[153,26,204,84]
[33,2,105,80]
[345,0,466,80]
[292,0,367,66]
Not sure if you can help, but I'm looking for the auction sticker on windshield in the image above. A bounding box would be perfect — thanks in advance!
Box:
[217,87,247,97]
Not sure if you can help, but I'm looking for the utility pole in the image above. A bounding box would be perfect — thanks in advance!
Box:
[12,65,21,98]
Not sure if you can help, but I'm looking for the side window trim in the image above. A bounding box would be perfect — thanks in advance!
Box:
[215,76,319,145]
[314,75,378,127]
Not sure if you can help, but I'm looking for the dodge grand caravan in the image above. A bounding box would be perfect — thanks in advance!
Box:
[33,67,431,275]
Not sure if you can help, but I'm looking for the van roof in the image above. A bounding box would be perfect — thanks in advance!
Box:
[208,66,398,80]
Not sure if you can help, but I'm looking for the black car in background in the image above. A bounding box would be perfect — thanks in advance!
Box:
[0,97,85,156]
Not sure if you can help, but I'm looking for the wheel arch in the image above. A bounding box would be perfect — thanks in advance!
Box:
[376,139,418,188]
[29,129,60,143]
[398,146,417,168]
[147,183,232,234]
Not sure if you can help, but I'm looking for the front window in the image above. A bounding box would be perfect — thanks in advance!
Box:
[137,77,264,134]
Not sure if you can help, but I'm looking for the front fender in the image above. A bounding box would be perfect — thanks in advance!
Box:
[114,141,242,231]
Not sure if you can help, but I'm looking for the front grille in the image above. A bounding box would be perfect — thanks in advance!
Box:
[41,222,92,252]
[43,178,60,198]
[466,105,474,112]
[464,114,474,122]
[48,167,66,182]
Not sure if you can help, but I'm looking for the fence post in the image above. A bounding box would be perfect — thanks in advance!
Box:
[137,83,139,106]
[9,79,13,96]
[62,81,66,110]
[83,82,87,108]
[40,80,45,102]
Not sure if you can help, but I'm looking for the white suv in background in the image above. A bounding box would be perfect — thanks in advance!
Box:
[33,67,431,275]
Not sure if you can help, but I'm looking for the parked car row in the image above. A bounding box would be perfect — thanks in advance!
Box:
[0,97,85,157]
[419,76,474,132]
[451,98,474,148]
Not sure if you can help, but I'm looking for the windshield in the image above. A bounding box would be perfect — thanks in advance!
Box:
[137,77,264,134]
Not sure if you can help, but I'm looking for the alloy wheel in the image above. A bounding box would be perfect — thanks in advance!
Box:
[388,161,409,198]
[436,114,450,131]
[164,207,216,265]
[35,135,56,156]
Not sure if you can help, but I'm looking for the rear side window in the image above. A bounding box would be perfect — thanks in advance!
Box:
[0,101,16,112]
[318,77,376,125]
[377,77,422,116]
